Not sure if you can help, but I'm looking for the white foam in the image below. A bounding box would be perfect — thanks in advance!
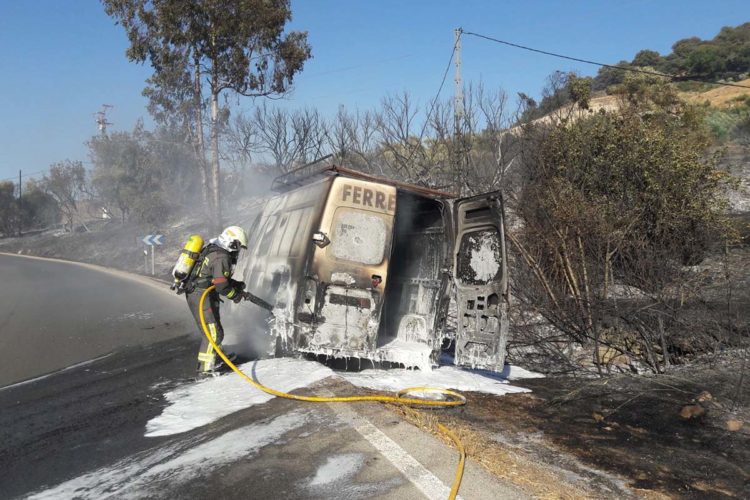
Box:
[309,453,364,486]
[468,231,501,282]
[337,365,536,397]
[146,358,332,437]
[146,355,542,438]
[29,412,307,499]
[503,364,545,380]
[377,338,434,372]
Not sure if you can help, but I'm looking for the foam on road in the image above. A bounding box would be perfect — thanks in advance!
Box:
[146,356,541,437]
[338,364,539,397]
[145,357,333,437]
[29,412,308,500]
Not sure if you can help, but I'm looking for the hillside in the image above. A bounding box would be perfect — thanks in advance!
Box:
[515,79,750,131]
[681,78,750,107]
[552,78,750,118]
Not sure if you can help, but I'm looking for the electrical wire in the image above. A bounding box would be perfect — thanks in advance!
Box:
[405,34,461,168]
[0,170,46,183]
[460,29,750,90]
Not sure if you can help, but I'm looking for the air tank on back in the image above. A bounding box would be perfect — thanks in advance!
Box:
[171,234,204,287]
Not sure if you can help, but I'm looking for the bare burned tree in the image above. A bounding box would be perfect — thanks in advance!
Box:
[325,106,355,164]
[353,86,519,192]
[239,84,517,193]
[373,92,427,182]
[426,83,518,195]
[475,85,519,189]
[342,110,384,174]
[251,103,331,172]
[224,111,260,169]
[252,103,297,173]
[291,108,328,165]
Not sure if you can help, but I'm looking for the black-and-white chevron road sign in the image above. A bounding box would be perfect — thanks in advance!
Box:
[141,234,165,246]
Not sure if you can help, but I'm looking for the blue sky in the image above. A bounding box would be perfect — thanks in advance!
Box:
[0,0,748,182]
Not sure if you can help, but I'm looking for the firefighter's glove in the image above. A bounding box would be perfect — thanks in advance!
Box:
[231,289,244,304]
[228,279,246,292]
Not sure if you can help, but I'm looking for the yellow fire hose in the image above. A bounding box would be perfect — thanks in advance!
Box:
[199,285,466,499]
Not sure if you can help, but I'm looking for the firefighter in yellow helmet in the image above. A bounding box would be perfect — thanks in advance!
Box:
[184,226,270,377]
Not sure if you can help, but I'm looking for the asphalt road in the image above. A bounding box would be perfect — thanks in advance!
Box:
[0,253,188,386]
[0,254,527,499]
[0,339,525,499]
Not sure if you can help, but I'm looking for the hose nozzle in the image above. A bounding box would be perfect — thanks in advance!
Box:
[242,291,274,312]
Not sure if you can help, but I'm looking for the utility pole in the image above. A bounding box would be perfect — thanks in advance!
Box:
[454,28,463,129]
[94,104,113,136]
[18,170,22,236]
[453,28,464,191]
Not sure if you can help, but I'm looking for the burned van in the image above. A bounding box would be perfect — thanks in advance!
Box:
[238,165,509,372]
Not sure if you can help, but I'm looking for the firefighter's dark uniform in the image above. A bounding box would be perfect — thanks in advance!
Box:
[186,244,245,373]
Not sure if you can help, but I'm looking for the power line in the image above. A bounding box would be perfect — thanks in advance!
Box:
[423,37,459,132]
[406,34,459,167]
[461,29,750,90]
[0,170,46,183]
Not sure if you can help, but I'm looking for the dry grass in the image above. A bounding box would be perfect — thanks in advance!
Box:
[390,404,598,499]
[681,78,750,108]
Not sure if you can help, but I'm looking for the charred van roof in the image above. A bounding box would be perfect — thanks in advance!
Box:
[271,164,457,200]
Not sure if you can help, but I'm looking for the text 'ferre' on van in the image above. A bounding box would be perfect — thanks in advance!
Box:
[237,165,509,372]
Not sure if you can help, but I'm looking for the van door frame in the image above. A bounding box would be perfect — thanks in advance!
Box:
[450,191,510,372]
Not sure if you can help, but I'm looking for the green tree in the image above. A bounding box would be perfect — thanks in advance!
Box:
[20,181,60,229]
[632,49,661,67]
[567,75,593,109]
[591,23,750,91]
[89,125,149,222]
[592,61,630,91]
[41,160,87,232]
[0,182,19,237]
[686,44,723,77]
[520,71,573,121]
[671,36,702,59]
[89,123,199,224]
[102,0,312,230]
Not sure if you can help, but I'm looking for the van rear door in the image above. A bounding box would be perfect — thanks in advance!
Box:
[451,192,509,372]
[307,178,396,353]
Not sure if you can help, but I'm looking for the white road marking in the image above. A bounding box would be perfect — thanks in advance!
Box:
[0,353,113,391]
[0,252,179,299]
[319,390,460,500]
